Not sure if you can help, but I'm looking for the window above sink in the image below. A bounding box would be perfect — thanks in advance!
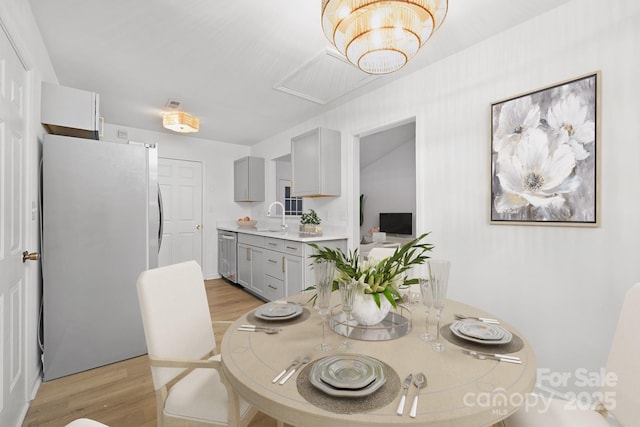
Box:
[274,155,303,217]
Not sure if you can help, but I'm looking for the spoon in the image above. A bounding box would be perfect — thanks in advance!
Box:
[409,372,427,418]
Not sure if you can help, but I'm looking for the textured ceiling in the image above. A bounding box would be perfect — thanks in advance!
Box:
[28,0,570,145]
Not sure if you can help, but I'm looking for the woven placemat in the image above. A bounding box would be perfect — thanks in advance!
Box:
[440,323,524,354]
[296,357,401,414]
[245,305,311,327]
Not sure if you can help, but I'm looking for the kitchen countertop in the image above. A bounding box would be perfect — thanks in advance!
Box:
[217,222,348,243]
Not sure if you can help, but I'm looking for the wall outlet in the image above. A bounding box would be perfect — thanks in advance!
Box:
[117,129,128,139]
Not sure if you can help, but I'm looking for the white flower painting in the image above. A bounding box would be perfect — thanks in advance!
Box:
[491,73,599,225]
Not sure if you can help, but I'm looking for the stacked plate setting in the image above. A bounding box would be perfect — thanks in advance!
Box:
[253,302,303,321]
[309,354,387,397]
[450,319,512,345]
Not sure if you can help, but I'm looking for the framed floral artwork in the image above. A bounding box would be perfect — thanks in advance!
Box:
[490,72,600,226]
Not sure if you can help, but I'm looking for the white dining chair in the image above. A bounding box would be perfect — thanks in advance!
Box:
[367,246,398,261]
[136,260,258,427]
[503,282,640,427]
[65,419,109,427]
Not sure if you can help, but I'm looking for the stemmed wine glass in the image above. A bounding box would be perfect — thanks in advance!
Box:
[418,266,434,341]
[429,260,450,352]
[338,280,356,349]
[314,259,336,352]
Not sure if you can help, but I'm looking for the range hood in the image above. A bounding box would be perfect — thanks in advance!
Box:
[41,82,101,140]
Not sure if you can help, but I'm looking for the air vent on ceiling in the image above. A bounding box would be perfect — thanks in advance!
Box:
[165,99,181,109]
[274,47,379,105]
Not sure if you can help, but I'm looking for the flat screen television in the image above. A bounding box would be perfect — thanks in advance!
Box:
[379,212,412,235]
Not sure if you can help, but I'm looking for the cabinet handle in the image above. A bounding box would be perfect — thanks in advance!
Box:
[268,259,278,264]
[268,242,277,246]
[282,256,285,273]
[286,246,298,250]
[247,248,251,261]
[268,284,278,290]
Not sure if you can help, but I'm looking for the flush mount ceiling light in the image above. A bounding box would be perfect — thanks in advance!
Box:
[162,111,200,133]
[321,0,448,75]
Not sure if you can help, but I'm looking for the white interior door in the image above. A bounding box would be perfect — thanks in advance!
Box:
[158,158,203,267]
[0,26,28,427]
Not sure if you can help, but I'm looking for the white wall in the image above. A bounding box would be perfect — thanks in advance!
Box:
[0,0,61,413]
[251,0,640,390]
[360,139,416,237]
[101,123,251,279]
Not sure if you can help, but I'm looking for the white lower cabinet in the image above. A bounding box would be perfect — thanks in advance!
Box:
[264,276,285,301]
[263,247,303,302]
[237,236,265,297]
[235,231,345,302]
[284,254,304,295]
[303,239,347,290]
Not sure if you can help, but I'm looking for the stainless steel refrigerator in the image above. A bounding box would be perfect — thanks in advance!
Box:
[42,133,159,381]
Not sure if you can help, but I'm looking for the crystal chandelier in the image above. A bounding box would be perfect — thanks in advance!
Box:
[321,0,448,74]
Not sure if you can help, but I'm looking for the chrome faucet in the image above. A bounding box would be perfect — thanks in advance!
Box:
[267,201,287,232]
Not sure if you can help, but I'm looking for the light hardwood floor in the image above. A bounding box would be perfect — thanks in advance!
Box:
[22,279,286,427]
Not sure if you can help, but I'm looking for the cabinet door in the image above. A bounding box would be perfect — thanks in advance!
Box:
[291,128,341,197]
[250,246,265,296]
[234,156,265,202]
[41,82,100,139]
[284,255,304,296]
[234,157,248,201]
[237,243,252,288]
[291,129,320,196]
[247,157,265,201]
[304,239,347,290]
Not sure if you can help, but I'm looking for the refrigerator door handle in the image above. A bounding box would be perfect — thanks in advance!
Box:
[158,184,164,253]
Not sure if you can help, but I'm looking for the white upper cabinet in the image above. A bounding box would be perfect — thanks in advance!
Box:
[234,156,265,202]
[291,127,341,197]
[41,82,101,140]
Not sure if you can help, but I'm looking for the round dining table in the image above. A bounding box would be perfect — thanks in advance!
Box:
[221,292,536,427]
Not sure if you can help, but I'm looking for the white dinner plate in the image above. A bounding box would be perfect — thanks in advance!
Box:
[253,303,303,321]
[457,320,505,340]
[450,320,513,345]
[317,355,377,390]
[309,354,387,397]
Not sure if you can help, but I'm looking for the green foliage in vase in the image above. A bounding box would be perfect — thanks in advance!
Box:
[300,209,321,225]
[307,233,434,309]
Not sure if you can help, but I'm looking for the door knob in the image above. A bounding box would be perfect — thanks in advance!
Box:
[23,251,40,263]
[196,224,202,230]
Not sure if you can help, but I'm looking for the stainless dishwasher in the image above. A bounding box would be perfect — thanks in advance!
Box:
[218,230,237,283]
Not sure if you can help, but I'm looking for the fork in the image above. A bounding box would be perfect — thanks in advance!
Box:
[460,349,521,364]
[454,314,499,324]
[240,324,283,331]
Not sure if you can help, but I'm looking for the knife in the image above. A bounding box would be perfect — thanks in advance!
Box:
[474,354,522,364]
[279,356,310,385]
[272,358,300,383]
[460,349,521,362]
[396,373,413,415]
